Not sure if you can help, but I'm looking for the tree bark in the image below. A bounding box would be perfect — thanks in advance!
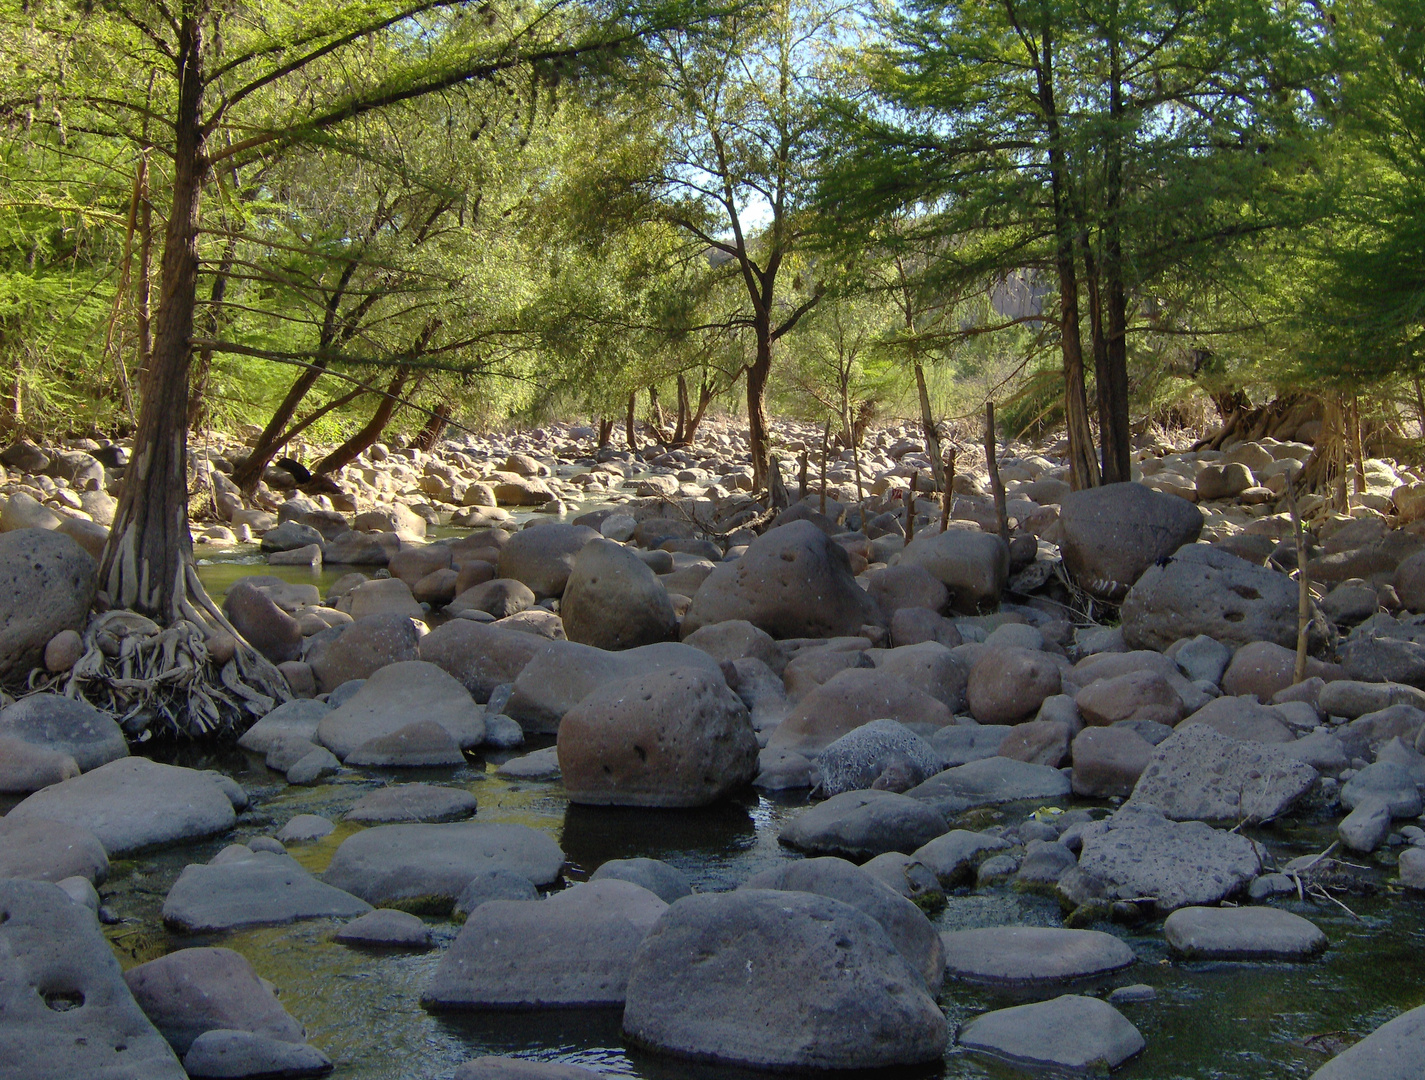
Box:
[597,417,614,449]
[1098,14,1132,484]
[913,358,945,492]
[747,320,773,490]
[625,391,639,450]
[313,366,413,475]
[674,373,689,444]
[683,377,715,446]
[99,11,207,621]
[135,157,154,380]
[414,402,451,451]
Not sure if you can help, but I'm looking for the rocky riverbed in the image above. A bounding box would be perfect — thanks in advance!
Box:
[3,417,1425,1079]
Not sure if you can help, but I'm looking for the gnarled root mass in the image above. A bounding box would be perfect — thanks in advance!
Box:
[27,609,289,742]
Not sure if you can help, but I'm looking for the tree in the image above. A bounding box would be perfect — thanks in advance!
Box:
[644,0,846,488]
[820,0,1324,487]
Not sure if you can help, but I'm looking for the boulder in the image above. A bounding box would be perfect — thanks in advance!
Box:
[307,613,421,693]
[588,858,692,904]
[422,880,667,1009]
[161,849,372,933]
[780,789,947,861]
[182,1031,332,1079]
[223,579,303,664]
[1170,634,1234,684]
[682,619,786,675]
[333,908,433,949]
[866,564,950,620]
[1340,761,1423,817]
[343,719,466,768]
[1163,906,1327,960]
[453,869,540,918]
[321,822,564,911]
[1122,544,1318,651]
[235,699,329,755]
[941,926,1136,986]
[966,646,1062,723]
[0,880,185,1080]
[7,758,236,856]
[0,528,96,681]
[956,995,1144,1072]
[505,639,724,735]
[343,577,423,621]
[816,719,945,796]
[560,538,676,650]
[872,641,968,711]
[904,756,1072,816]
[767,668,955,756]
[1178,694,1297,744]
[622,890,947,1070]
[343,783,478,824]
[890,607,964,648]
[1309,1004,1425,1080]
[315,660,484,760]
[0,735,78,793]
[681,521,881,639]
[912,829,1012,885]
[0,693,127,772]
[998,720,1072,767]
[448,578,536,619]
[558,666,758,807]
[1075,669,1185,727]
[418,619,544,702]
[354,504,426,540]
[1128,724,1318,823]
[496,523,599,597]
[1058,482,1203,601]
[123,947,305,1056]
[1074,805,1261,913]
[742,857,945,991]
[896,527,1009,613]
[1071,726,1156,798]
[0,816,108,883]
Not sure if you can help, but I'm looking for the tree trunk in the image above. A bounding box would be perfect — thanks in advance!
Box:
[747,321,773,491]
[597,417,614,449]
[648,385,668,442]
[913,358,945,492]
[99,13,207,622]
[1098,20,1132,484]
[188,234,236,428]
[314,366,414,476]
[683,377,715,446]
[625,391,639,450]
[231,362,328,491]
[1039,27,1099,491]
[414,402,451,452]
[674,374,689,444]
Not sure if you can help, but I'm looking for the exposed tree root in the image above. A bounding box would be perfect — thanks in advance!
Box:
[1192,393,1320,452]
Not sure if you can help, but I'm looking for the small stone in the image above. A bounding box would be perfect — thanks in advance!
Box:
[453,868,539,918]
[43,629,83,673]
[286,747,340,785]
[275,814,335,843]
[1109,983,1158,1004]
[590,858,692,904]
[182,1030,333,1079]
[482,714,524,748]
[344,783,478,824]
[333,908,433,949]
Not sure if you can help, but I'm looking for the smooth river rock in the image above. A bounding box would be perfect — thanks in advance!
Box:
[1310,1004,1425,1080]
[0,693,127,772]
[957,994,1144,1072]
[1163,906,1328,960]
[780,789,948,862]
[941,926,1136,986]
[161,849,372,933]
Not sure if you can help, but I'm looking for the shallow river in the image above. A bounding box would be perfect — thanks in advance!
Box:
[112,542,1425,1080]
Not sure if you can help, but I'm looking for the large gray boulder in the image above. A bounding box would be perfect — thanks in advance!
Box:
[896,527,1009,614]
[904,756,1072,816]
[560,538,676,650]
[496,523,600,597]
[956,994,1144,1072]
[1309,1004,1425,1080]
[0,528,96,682]
[941,926,1135,987]
[422,880,667,1009]
[1058,482,1203,601]
[321,822,563,911]
[557,666,758,807]
[505,639,724,734]
[315,660,484,760]
[418,619,545,701]
[0,879,186,1080]
[742,857,945,991]
[622,890,947,1070]
[307,612,421,693]
[0,694,127,772]
[1128,724,1318,823]
[161,849,372,933]
[0,816,108,883]
[6,758,237,856]
[779,789,948,861]
[681,520,881,639]
[1163,906,1327,960]
[1074,805,1261,913]
[1122,545,1320,652]
[123,947,305,1057]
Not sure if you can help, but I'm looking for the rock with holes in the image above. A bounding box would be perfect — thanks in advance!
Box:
[1074,805,1261,914]
[0,879,186,1079]
[682,520,882,639]
[816,719,946,797]
[123,947,306,1057]
[557,666,758,807]
[1058,481,1203,602]
[6,758,237,857]
[423,880,668,1009]
[1127,724,1318,824]
[160,849,372,933]
[1122,545,1319,652]
[0,529,96,683]
[622,889,947,1070]
[956,994,1144,1072]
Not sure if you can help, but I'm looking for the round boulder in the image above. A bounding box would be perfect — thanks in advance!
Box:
[967,647,1062,724]
[561,538,676,650]
[1057,481,1203,602]
[0,528,96,682]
